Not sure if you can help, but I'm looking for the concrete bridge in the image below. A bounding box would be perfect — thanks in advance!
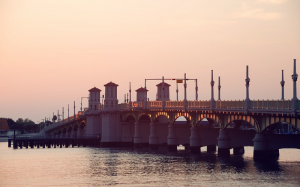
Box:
[41,59,300,159]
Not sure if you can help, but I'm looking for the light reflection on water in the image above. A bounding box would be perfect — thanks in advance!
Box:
[0,143,300,187]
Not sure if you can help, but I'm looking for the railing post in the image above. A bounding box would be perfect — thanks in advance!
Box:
[292,59,298,113]
[281,70,285,100]
[210,70,215,110]
[245,65,251,113]
[162,76,166,110]
[129,82,132,109]
[184,73,187,110]
[218,76,221,100]
[74,101,76,120]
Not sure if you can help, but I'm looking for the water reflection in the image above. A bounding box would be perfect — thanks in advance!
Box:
[1,143,300,187]
[254,159,281,172]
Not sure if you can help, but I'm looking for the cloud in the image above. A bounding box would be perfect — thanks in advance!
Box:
[256,0,288,4]
[235,3,282,20]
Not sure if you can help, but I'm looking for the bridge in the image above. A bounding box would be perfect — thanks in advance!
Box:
[21,59,300,159]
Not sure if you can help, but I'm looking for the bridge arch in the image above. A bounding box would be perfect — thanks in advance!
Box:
[137,114,151,122]
[221,115,260,132]
[196,118,220,128]
[79,121,86,129]
[225,120,256,131]
[261,121,300,134]
[154,112,170,123]
[73,123,78,131]
[195,113,221,127]
[123,115,136,122]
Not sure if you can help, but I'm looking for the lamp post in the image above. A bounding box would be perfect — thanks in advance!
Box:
[81,97,89,112]
[144,77,198,101]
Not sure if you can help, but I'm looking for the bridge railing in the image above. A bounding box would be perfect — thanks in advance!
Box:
[84,104,104,112]
[250,100,291,110]
[44,113,82,131]
[118,103,129,109]
[118,102,145,109]
[147,101,162,108]
[216,100,245,109]
[166,101,184,108]
[188,100,211,108]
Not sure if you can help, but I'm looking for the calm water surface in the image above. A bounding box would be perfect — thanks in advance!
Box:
[1,142,300,187]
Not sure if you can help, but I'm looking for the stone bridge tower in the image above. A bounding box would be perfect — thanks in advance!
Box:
[85,87,102,135]
[101,81,121,147]
[104,82,119,109]
[88,87,101,110]
[136,87,148,102]
[156,82,170,101]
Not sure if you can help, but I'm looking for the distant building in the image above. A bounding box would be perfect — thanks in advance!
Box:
[0,118,21,137]
[0,118,9,137]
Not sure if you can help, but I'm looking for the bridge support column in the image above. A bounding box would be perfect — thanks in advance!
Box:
[77,128,85,138]
[65,131,70,139]
[71,130,77,138]
[149,122,158,149]
[207,145,216,152]
[189,126,201,153]
[253,134,279,160]
[217,129,230,156]
[233,146,244,155]
[134,121,142,148]
[122,122,133,147]
[60,133,65,139]
[8,139,11,147]
[167,124,177,152]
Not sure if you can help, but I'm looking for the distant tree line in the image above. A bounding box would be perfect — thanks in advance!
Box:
[6,118,40,134]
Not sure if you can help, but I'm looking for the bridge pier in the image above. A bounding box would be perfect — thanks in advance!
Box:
[149,122,158,149]
[167,124,177,152]
[65,131,70,139]
[101,113,121,147]
[60,133,65,139]
[207,145,216,152]
[253,134,279,160]
[71,130,77,138]
[13,140,17,149]
[217,129,230,156]
[19,141,23,149]
[233,146,244,155]
[133,121,143,148]
[189,126,201,153]
[77,128,85,138]
[121,122,133,147]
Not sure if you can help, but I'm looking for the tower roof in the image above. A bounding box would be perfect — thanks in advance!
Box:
[104,82,119,87]
[135,87,148,92]
[156,82,171,87]
[88,87,101,92]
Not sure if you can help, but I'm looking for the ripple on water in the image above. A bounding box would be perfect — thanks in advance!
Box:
[0,144,300,186]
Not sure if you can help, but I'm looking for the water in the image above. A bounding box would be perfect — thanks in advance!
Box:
[1,142,300,187]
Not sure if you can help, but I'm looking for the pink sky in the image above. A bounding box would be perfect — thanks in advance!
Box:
[0,0,299,123]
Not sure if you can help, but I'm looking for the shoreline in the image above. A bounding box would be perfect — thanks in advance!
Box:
[0,137,8,142]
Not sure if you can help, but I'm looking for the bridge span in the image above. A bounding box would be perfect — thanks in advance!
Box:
[38,59,300,159]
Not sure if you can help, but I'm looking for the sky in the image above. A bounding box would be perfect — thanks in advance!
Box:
[0,0,299,123]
